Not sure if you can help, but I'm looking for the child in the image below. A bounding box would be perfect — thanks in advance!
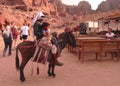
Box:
[51,32,63,66]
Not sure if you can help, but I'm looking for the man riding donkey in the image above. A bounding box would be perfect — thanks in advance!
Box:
[32,12,63,74]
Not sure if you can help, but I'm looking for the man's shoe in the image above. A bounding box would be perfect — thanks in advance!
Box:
[55,62,63,66]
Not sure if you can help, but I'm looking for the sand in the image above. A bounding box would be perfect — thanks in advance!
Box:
[0,32,120,86]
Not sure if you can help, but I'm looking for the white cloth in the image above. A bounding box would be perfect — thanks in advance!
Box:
[21,26,29,35]
[3,25,11,38]
[38,37,52,50]
[40,37,50,44]
[105,32,115,38]
[51,45,57,54]
[32,12,45,26]
[3,30,11,38]
[4,25,11,32]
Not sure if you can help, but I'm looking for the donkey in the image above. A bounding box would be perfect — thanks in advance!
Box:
[15,31,76,81]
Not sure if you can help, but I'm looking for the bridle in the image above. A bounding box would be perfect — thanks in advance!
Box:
[66,32,74,45]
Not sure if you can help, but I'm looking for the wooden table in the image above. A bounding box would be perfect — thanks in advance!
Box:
[76,37,120,63]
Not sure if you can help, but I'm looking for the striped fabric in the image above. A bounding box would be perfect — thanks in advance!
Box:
[37,48,46,64]
[32,45,50,64]
[31,37,52,64]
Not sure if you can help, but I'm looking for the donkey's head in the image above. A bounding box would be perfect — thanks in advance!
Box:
[66,31,76,47]
[58,31,76,47]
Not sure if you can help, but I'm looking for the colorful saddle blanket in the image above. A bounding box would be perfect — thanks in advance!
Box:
[31,37,52,64]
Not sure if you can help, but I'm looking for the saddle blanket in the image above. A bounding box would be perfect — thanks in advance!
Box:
[31,44,51,64]
[31,37,52,64]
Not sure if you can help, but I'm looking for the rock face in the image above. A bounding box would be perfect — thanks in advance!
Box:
[0,0,57,26]
[1,0,120,15]
[65,1,93,16]
[56,0,67,17]
[96,0,120,12]
[0,0,25,5]
[0,0,120,29]
[76,1,93,15]
[0,0,48,7]
[32,0,48,6]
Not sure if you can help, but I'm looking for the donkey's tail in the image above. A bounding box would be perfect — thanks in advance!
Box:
[16,45,20,71]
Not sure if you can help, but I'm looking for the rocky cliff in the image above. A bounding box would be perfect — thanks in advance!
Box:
[0,0,120,28]
[96,0,120,12]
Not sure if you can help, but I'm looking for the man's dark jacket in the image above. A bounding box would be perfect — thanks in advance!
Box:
[33,21,43,40]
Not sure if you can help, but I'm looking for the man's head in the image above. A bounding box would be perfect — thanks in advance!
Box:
[33,12,45,25]
[36,12,45,21]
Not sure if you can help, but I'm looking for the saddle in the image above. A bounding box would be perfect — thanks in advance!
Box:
[31,37,52,64]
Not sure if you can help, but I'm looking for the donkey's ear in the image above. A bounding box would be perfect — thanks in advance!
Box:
[66,31,70,35]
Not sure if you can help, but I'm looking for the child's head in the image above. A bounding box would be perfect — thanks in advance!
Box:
[42,22,50,30]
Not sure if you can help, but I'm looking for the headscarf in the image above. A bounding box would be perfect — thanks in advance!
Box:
[3,26,11,38]
[32,12,45,26]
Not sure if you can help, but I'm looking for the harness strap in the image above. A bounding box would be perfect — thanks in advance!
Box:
[19,45,36,49]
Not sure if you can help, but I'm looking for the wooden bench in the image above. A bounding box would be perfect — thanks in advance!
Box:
[76,38,120,63]
[102,41,120,60]
[78,40,102,63]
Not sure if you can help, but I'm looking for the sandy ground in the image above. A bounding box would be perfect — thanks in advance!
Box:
[0,30,120,86]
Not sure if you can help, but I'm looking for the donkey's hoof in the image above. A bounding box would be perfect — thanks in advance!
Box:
[20,77,25,82]
[51,73,56,77]
[48,72,51,76]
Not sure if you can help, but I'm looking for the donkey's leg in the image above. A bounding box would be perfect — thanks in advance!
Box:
[19,61,26,81]
[20,56,31,81]
[48,62,52,76]
[51,63,56,77]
